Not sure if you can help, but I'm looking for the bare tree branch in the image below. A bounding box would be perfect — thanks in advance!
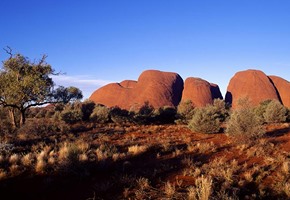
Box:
[3,46,13,58]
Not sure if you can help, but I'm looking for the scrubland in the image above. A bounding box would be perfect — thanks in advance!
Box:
[0,99,289,200]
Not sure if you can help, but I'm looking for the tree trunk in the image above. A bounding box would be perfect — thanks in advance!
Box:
[8,109,17,129]
[20,109,26,127]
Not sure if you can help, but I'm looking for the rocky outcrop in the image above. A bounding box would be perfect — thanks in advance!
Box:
[225,70,280,108]
[89,70,184,110]
[119,80,137,88]
[269,76,290,107]
[91,69,290,110]
[181,78,222,107]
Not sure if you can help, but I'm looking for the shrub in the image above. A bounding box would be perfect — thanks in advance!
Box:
[254,99,272,123]
[263,100,287,123]
[90,104,110,123]
[17,118,69,137]
[110,106,130,124]
[211,99,229,122]
[154,106,177,124]
[131,102,155,124]
[176,100,195,124]
[61,104,83,124]
[188,105,222,134]
[226,98,265,140]
[81,100,95,121]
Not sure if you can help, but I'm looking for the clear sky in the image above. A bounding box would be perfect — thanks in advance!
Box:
[1,0,290,99]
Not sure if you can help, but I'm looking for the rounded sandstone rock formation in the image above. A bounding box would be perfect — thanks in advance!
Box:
[268,75,290,108]
[225,69,280,108]
[181,78,223,107]
[89,70,184,110]
[119,80,137,88]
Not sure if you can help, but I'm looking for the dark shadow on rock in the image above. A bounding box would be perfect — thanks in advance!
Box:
[225,91,232,106]
[210,84,223,100]
[268,76,283,103]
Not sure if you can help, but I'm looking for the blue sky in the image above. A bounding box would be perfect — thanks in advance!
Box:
[1,0,290,99]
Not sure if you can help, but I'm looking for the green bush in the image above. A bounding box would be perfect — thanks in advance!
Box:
[176,100,195,124]
[254,100,275,123]
[226,99,265,140]
[211,99,229,122]
[131,102,155,124]
[188,105,222,134]
[263,100,287,123]
[90,104,110,123]
[60,103,83,124]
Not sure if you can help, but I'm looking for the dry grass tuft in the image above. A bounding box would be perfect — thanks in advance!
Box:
[128,145,148,155]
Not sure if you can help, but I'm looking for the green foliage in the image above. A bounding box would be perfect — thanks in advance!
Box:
[188,105,222,134]
[211,99,229,122]
[254,100,274,123]
[188,99,228,134]
[60,103,83,124]
[263,100,287,123]
[254,100,287,124]
[226,98,265,140]
[176,100,195,124]
[53,86,83,104]
[90,104,110,123]
[0,50,83,127]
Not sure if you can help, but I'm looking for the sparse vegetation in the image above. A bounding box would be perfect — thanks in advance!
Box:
[0,49,82,128]
[263,100,287,123]
[90,104,110,123]
[176,100,195,124]
[226,98,265,140]
[0,53,289,199]
[188,100,228,134]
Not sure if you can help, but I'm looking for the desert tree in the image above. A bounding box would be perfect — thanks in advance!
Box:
[0,47,83,128]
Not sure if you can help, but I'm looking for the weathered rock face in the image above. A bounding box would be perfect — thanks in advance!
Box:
[269,76,290,107]
[225,70,280,108]
[89,70,184,110]
[181,78,223,107]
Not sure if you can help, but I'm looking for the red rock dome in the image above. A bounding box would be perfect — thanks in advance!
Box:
[181,78,223,107]
[269,75,290,108]
[89,70,184,110]
[225,70,280,108]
